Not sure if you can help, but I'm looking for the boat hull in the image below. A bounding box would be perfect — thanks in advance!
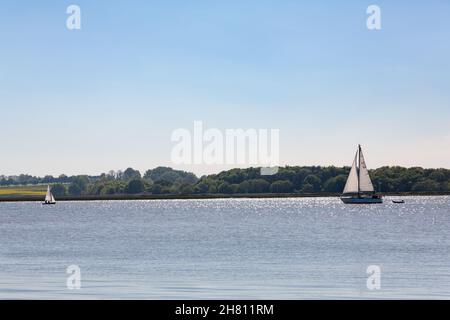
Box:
[340,196,383,204]
[42,202,56,205]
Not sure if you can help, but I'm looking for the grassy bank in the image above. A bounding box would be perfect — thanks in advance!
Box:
[0,185,47,197]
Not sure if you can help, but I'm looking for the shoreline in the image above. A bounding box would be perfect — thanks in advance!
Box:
[0,192,449,203]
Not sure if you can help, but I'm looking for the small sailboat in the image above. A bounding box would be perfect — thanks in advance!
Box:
[43,185,56,205]
[392,200,405,204]
[341,145,383,204]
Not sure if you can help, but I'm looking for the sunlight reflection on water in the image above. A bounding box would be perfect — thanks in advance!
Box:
[1,196,449,299]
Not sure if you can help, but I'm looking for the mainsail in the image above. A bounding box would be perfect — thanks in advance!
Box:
[358,148,375,193]
[342,145,375,195]
[45,185,55,203]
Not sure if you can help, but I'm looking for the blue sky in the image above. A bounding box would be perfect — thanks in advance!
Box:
[1,0,450,176]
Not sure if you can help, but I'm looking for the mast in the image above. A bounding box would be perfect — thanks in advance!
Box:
[357,144,361,196]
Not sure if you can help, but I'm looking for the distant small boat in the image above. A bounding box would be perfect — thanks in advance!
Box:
[340,145,383,204]
[43,185,56,205]
[392,200,405,204]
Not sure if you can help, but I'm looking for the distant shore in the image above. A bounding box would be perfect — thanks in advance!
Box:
[1,192,449,203]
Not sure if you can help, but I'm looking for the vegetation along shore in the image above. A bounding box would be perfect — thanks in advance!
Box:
[1,166,450,202]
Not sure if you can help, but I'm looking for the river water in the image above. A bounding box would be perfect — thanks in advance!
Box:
[1,196,449,299]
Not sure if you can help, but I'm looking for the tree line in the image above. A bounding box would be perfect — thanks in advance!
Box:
[2,165,450,197]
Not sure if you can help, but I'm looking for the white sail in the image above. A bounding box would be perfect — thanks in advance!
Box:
[45,185,52,202]
[44,185,56,203]
[358,148,375,193]
[341,145,382,203]
[343,152,359,194]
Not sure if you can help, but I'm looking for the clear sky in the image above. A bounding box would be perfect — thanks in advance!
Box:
[1,0,450,177]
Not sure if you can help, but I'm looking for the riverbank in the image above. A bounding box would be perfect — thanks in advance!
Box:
[1,192,449,202]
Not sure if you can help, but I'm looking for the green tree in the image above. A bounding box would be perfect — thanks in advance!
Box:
[429,170,447,183]
[70,176,89,193]
[208,184,218,193]
[123,168,141,180]
[194,182,209,194]
[151,184,163,195]
[102,185,118,195]
[68,183,82,196]
[144,167,198,184]
[180,184,194,195]
[270,180,294,193]
[301,183,315,193]
[303,174,322,192]
[247,179,270,193]
[51,184,67,197]
[218,182,234,194]
[230,184,239,194]
[274,169,295,182]
[237,181,250,193]
[125,179,145,194]
[412,180,440,192]
[293,169,312,189]
[323,175,347,193]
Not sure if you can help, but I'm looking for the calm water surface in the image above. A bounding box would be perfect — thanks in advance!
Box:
[1,196,449,299]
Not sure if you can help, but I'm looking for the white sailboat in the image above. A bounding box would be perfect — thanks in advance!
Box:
[341,145,383,204]
[43,185,56,205]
